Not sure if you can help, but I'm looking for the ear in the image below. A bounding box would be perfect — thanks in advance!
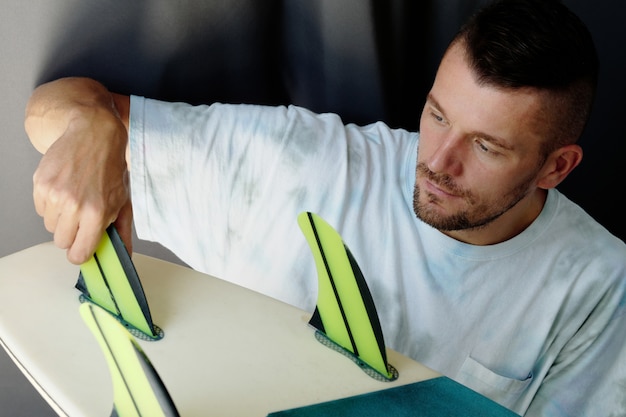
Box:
[536,144,583,189]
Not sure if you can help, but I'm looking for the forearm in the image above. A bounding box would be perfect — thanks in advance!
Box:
[24,77,130,163]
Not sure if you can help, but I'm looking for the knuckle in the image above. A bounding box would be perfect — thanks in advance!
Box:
[82,200,110,224]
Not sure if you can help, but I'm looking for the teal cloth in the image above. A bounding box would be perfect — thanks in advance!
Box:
[268,376,520,416]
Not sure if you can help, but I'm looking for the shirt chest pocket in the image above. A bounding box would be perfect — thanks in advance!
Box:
[455,355,534,411]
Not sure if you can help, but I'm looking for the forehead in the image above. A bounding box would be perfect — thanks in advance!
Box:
[430,43,548,151]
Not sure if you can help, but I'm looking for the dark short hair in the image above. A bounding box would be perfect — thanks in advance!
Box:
[452,0,598,152]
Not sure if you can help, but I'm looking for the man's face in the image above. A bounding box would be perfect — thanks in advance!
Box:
[415,42,550,240]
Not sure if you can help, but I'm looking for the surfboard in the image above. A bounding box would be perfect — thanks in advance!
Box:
[0,240,439,416]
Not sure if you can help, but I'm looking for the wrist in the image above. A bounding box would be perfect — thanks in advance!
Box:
[65,104,129,168]
[25,77,129,155]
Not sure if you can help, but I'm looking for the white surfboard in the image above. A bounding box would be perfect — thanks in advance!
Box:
[0,241,439,416]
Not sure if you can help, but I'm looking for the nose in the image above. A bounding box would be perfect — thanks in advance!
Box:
[425,133,463,176]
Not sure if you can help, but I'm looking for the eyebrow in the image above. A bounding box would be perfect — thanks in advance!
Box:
[425,93,515,151]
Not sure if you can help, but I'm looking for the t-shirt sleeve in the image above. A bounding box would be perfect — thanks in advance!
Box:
[127,96,395,307]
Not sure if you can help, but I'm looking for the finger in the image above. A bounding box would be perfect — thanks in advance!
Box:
[32,159,60,217]
[41,186,79,236]
[66,220,108,265]
[32,167,52,219]
[114,200,134,256]
[52,211,80,250]
[42,209,60,234]
[33,183,46,218]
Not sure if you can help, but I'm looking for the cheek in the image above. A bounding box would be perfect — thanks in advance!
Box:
[469,169,528,203]
[459,161,507,198]
[417,125,438,163]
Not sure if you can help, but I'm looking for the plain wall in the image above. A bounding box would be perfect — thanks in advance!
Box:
[1,3,181,415]
[1,3,71,416]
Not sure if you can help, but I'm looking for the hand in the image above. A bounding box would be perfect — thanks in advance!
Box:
[31,91,131,264]
[33,110,130,263]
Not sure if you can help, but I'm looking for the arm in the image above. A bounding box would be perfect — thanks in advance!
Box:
[25,77,132,264]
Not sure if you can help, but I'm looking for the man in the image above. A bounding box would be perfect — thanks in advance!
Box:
[25,0,626,415]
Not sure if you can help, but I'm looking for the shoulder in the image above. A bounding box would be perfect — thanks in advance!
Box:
[548,190,626,285]
[552,190,626,253]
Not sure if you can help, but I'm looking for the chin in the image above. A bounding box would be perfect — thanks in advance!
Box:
[413,196,478,231]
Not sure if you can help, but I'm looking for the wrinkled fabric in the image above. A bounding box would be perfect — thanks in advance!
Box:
[129,96,626,416]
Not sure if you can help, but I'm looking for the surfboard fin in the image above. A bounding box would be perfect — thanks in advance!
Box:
[297,212,398,381]
[76,225,162,340]
[79,303,179,417]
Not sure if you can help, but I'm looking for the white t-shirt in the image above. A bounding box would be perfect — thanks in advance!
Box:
[129,96,626,416]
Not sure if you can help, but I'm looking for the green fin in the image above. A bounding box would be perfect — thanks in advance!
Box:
[298,212,397,381]
[80,303,179,417]
[76,225,161,340]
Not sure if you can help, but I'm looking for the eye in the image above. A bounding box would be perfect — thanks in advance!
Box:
[430,111,446,124]
[476,141,489,152]
[474,139,498,156]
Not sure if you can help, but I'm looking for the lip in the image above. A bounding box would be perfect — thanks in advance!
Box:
[424,179,459,198]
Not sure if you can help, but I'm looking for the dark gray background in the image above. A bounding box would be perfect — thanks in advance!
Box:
[1,1,624,415]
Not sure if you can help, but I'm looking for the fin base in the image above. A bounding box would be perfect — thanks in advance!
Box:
[314,330,398,382]
[79,295,164,341]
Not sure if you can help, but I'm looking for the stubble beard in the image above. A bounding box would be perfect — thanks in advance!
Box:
[412,162,535,232]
